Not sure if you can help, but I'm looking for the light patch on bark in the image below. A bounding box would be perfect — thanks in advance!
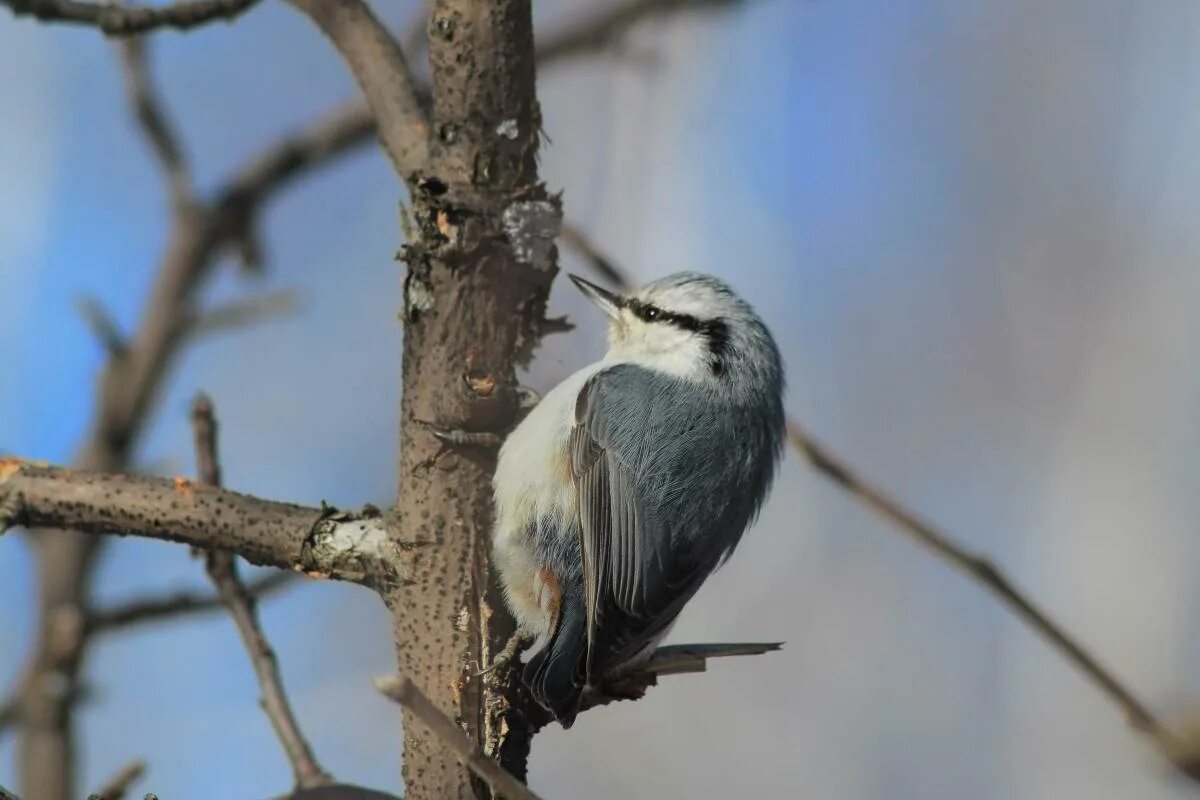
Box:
[405,275,435,321]
[495,118,519,140]
[301,511,403,587]
[502,200,561,272]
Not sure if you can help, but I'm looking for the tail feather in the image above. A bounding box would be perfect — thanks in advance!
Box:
[524,589,587,727]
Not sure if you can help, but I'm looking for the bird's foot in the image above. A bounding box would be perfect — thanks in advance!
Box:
[477,628,536,677]
[417,420,503,448]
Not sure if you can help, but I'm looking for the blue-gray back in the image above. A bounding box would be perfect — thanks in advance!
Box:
[568,362,785,675]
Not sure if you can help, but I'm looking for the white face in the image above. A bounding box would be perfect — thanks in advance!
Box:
[570,281,718,380]
[605,303,710,380]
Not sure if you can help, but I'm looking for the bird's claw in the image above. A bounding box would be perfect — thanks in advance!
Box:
[417,420,502,448]
[476,628,536,677]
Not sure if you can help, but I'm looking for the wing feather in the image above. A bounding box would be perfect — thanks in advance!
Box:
[570,367,722,679]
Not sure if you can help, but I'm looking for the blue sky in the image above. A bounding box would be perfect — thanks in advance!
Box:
[4,1,1200,798]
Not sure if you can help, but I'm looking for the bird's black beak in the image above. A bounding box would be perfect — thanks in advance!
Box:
[569,274,622,319]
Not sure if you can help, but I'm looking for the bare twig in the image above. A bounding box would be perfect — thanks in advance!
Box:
[75,295,128,358]
[117,37,192,209]
[0,458,401,583]
[182,289,300,339]
[786,423,1173,739]
[559,223,630,289]
[88,759,145,800]
[1,0,262,36]
[285,0,429,178]
[561,224,1189,768]
[373,675,542,800]
[191,394,332,790]
[87,570,298,635]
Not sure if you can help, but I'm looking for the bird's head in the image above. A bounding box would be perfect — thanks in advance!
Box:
[569,271,780,387]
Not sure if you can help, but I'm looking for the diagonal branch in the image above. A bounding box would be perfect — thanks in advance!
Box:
[191,394,332,790]
[88,759,146,800]
[559,223,1190,768]
[181,289,300,339]
[117,36,193,209]
[374,675,542,800]
[75,295,129,358]
[86,570,299,635]
[285,0,429,178]
[0,458,404,585]
[1,0,262,36]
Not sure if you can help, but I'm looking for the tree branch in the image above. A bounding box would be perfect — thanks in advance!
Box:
[88,759,145,800]
[182,289,300,339]
[117,36,193,209]
[86,570,299,635]
[74,295,128,359]
[373,675,542,800]
[1,0,262,36]
[0,458,404,585]
[192,394,333,790]
[285,0,429,179]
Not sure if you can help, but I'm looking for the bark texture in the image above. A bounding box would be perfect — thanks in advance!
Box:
[389,2,557,796]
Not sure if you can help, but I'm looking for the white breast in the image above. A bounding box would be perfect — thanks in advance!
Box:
[491,362,605,637]
[494,362,604,541]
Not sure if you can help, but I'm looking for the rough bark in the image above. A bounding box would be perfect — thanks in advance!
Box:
[388,2,557,797]
[0,460,402,584]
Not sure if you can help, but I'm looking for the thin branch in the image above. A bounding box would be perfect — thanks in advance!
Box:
[786,423,1175,737]
[191,394,332,790]
[373,675,543,800]
[561,225,1192,770]
[88,759,145,800]
[1,0,261,36]
[86,570,299,635]
[0,458,404,584]
[559,222,630,289]
[75,295,128,358]
[536,0,745,66]
[182,289,300,339]
[285,0,429,178]
[117,36,193,209]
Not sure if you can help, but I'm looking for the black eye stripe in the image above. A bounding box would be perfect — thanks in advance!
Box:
[626,298,731,376]
[627,299,700,329]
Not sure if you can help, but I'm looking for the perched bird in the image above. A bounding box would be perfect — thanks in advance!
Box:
[492,272,785,726]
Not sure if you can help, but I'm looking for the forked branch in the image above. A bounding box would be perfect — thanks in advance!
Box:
[285,0,429,178]
[192,394,333,790]
[86,571,298,635]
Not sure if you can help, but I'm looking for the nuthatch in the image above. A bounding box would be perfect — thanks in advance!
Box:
[492,272,785,726]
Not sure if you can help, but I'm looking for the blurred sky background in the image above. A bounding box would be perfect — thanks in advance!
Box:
[3,0,1200,797]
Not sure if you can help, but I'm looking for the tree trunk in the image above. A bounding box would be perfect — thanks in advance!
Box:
[388,1,557,798]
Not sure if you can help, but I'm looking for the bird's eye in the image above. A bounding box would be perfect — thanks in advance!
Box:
[642,306,660,321]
